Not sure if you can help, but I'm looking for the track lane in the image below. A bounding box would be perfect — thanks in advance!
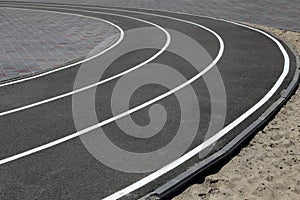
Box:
[65,6,291,200]
[0,5,222,162]
[0,1,296,200]
[1,4,225,198]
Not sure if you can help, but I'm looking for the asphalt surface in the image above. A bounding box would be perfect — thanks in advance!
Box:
[0,2,298,200]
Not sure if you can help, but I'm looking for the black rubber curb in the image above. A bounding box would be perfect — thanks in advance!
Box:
[144,31,300,200]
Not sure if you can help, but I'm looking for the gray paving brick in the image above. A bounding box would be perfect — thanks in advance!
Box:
[2,1,299,82]
[17,0,298,31]
[0,7,118,82]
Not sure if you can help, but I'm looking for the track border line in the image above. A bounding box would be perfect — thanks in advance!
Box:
[151,35,300,200]
[0,2,298,200]
[0,4,225,167]
[49,5,293,200]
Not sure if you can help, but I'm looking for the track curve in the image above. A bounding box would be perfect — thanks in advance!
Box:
[0,2,298,200]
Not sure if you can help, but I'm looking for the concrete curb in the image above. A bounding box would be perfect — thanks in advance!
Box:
[147,30,300,200]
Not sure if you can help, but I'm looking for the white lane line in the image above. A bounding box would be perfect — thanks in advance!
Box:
[49,5,291,199]
[1,5,290,200]
[0,7,124,88]
[0,7,225,165]
[0,6,171,117]
[101,11,290,200]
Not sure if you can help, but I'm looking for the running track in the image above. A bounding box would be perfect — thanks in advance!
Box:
[0,2,298,200]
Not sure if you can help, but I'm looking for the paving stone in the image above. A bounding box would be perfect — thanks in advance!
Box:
[2,1,299,82]
[22,0,298,31]
[0,7,118,82]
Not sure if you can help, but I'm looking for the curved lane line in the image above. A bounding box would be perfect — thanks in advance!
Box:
[0,7,124,88]
[0,4,291,200]
[0,6,225,166]
[0,6,171,117]
[99,9,290,200]
[41,5,291,199]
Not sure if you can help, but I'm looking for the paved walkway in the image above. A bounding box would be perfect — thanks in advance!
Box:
[0,7,118,81]
[7,0,300,32]
[1,1,299,82]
